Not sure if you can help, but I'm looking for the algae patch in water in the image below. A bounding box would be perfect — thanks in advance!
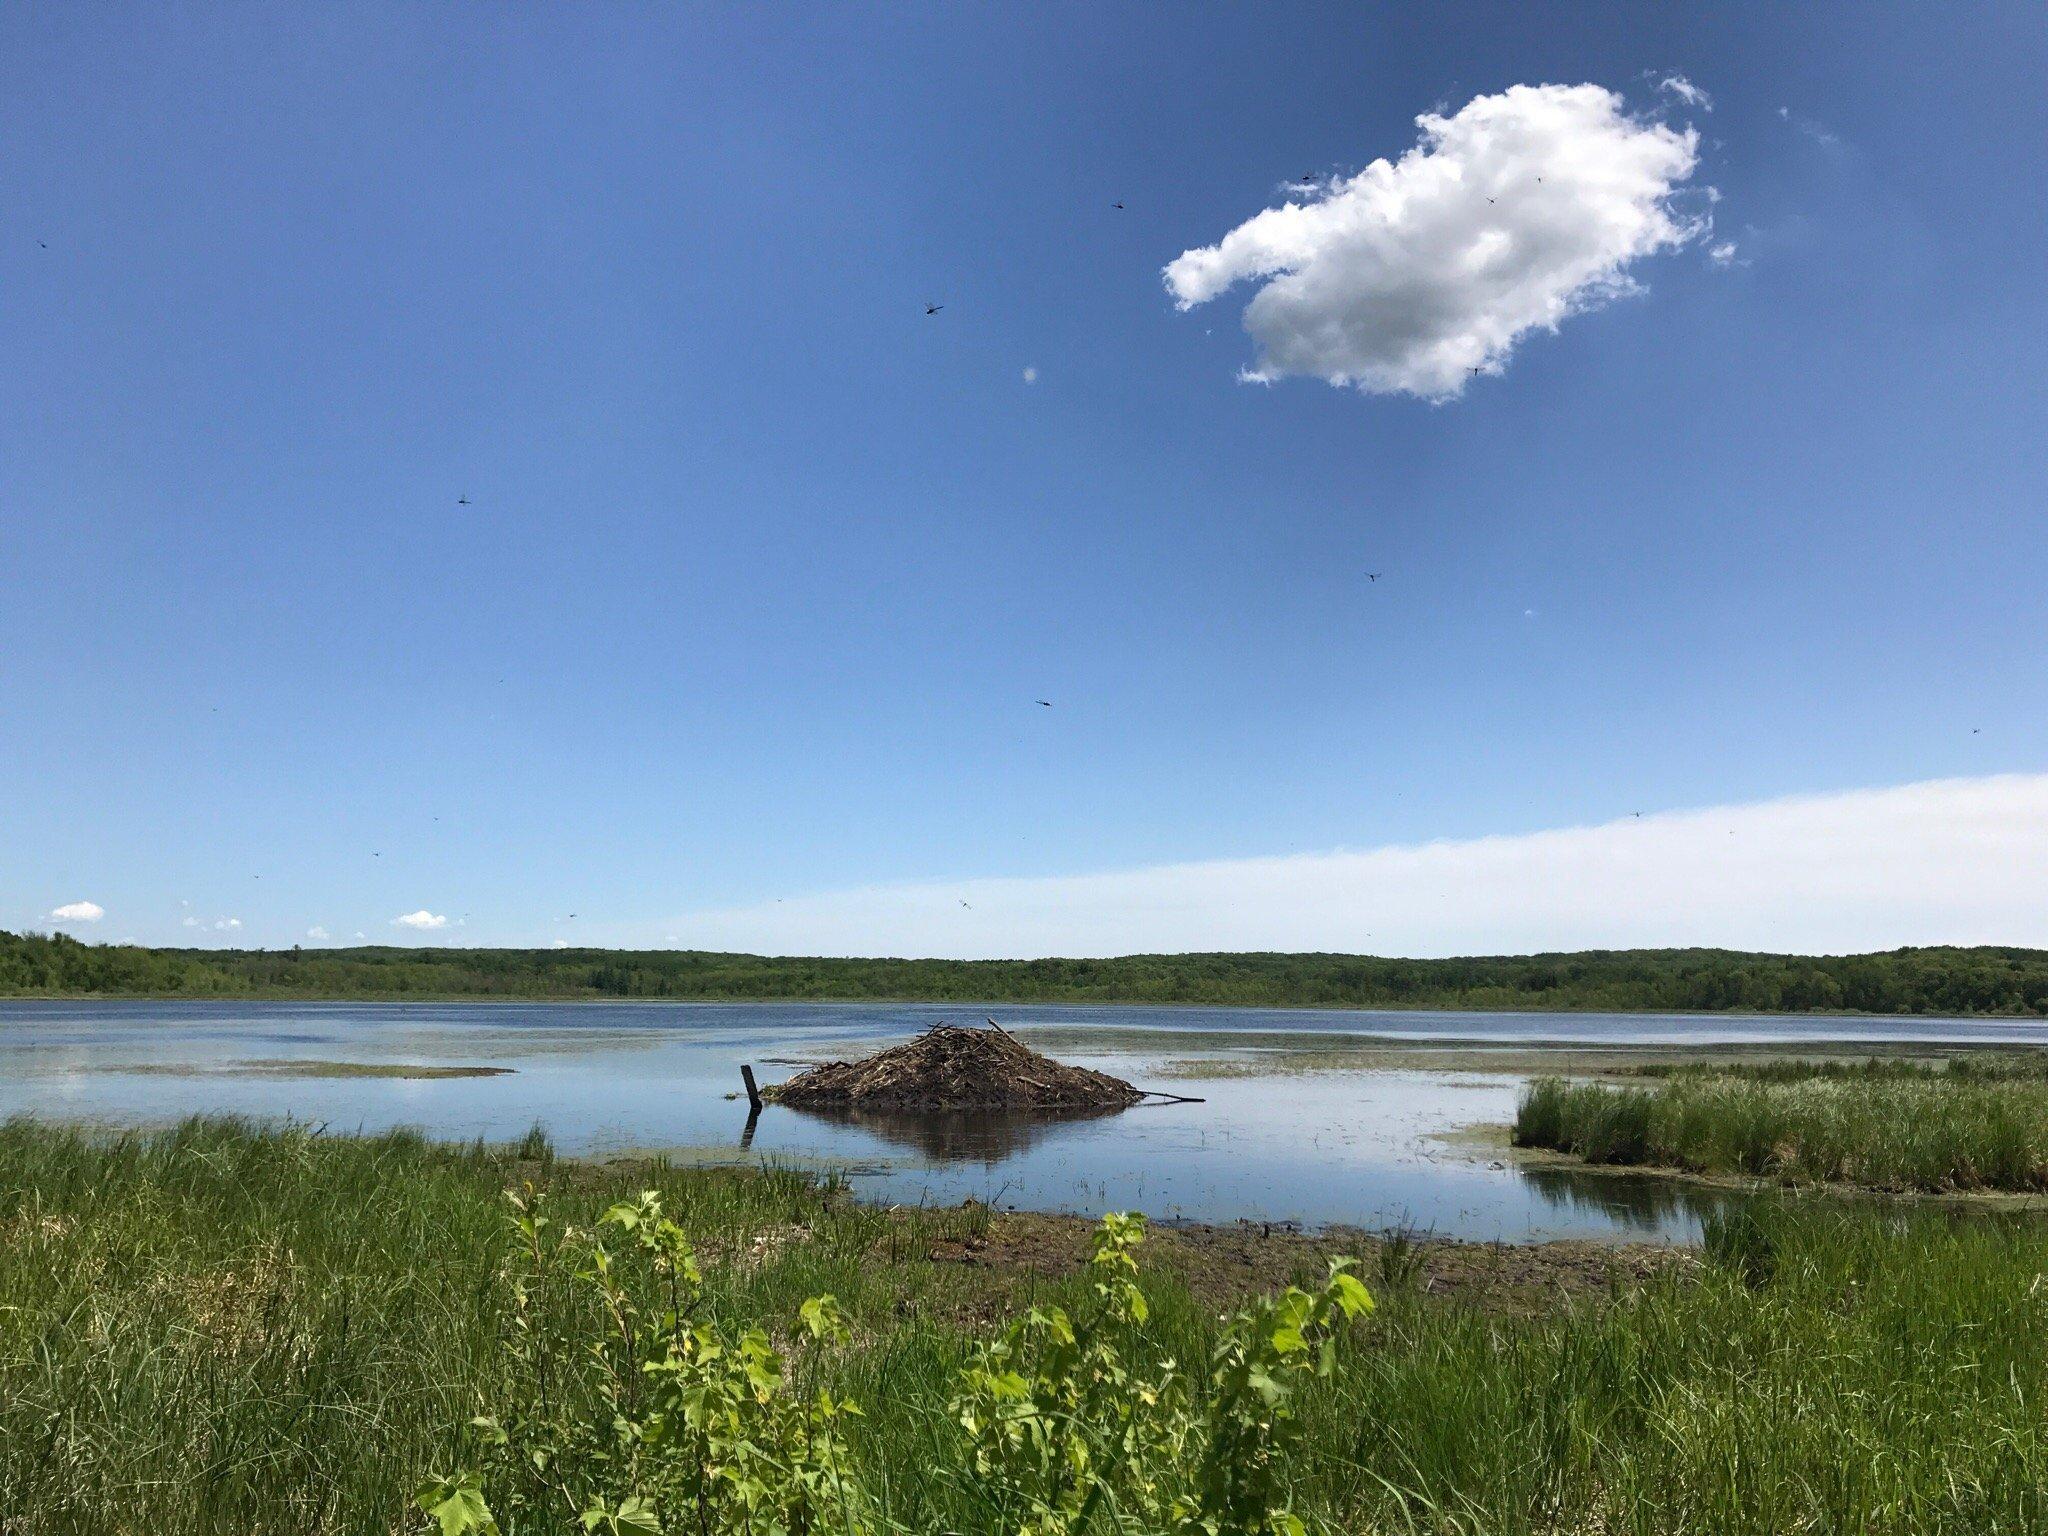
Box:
[95,1059,514,1080]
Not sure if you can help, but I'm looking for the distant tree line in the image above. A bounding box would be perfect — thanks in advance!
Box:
[5,930,2048,1015]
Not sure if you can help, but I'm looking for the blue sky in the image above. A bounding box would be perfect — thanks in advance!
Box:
[4,4,2045,954]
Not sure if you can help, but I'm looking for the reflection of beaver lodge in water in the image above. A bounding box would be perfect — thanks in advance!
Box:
[768,1021,1146,1113]
[782,1104,1129,1163]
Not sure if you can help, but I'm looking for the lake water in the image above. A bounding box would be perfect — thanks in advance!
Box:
[7,999,2047,1243]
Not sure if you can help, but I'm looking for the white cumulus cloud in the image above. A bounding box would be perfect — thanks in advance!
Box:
[1164,82,1708,400]
[660,774,2048,959]
[392,910,449,930]
[50,900,104,923]
[306,925,330,941]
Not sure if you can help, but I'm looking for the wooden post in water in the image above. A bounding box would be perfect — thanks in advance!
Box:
[740,1064,763,1113]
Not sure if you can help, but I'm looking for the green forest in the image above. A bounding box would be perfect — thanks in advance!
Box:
[4,930,2047,1014]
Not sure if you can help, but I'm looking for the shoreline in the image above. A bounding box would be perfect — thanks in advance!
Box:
[5,990,2047,1023]
[545,1144,1698,1279]
[1485,1127,2048,1210]
[864,1204,1689,1305]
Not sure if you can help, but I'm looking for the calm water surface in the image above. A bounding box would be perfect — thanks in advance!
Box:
[8,999,2045,1243]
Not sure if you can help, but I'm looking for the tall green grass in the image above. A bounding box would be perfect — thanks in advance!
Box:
[1516,1067,2048,1190]
[0,1117,838,1535]
[1629,1051,2048,1084]
[6,1116,2048,1532]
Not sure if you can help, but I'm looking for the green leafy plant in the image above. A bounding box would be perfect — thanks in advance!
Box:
[417,1185,869,1536]
[422,1198,1370,1536]
[1184,1259,1373,1536]
[950,1210,1373,1536]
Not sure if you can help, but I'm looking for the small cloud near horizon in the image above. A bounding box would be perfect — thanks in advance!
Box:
[50,900,103,923]
[307,925,330,941]
[392,909,449,930]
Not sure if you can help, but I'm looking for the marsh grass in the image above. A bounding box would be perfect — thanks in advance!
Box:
[1627,1050,2048,1084]
[5,1116,2048,1533]
[1517,1062,2048,1190]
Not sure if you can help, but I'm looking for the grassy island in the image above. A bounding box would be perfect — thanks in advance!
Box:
[1515,1056,2048,1192]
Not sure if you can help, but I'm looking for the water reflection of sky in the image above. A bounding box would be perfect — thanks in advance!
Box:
[8,999,2043,1243]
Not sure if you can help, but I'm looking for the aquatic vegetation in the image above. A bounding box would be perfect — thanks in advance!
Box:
[1627,1050,2048,1083]
[101,1058,515,1079]
[1516,1067,2048,1190]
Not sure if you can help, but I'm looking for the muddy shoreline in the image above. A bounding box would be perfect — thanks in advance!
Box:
[546,1148,1687,1308]
[925,1208,1690,1311]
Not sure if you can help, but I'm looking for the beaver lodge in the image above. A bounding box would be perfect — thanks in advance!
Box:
[768,1021,1145,1112]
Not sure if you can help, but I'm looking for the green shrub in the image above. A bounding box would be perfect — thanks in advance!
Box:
[419,1185,870,1536]
[419,1200,1371,1536]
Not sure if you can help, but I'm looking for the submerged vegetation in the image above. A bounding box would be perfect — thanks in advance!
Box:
[7,1116,2048,1532]
[7,929,2048,1014]
[1516,1058,2048,1191]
